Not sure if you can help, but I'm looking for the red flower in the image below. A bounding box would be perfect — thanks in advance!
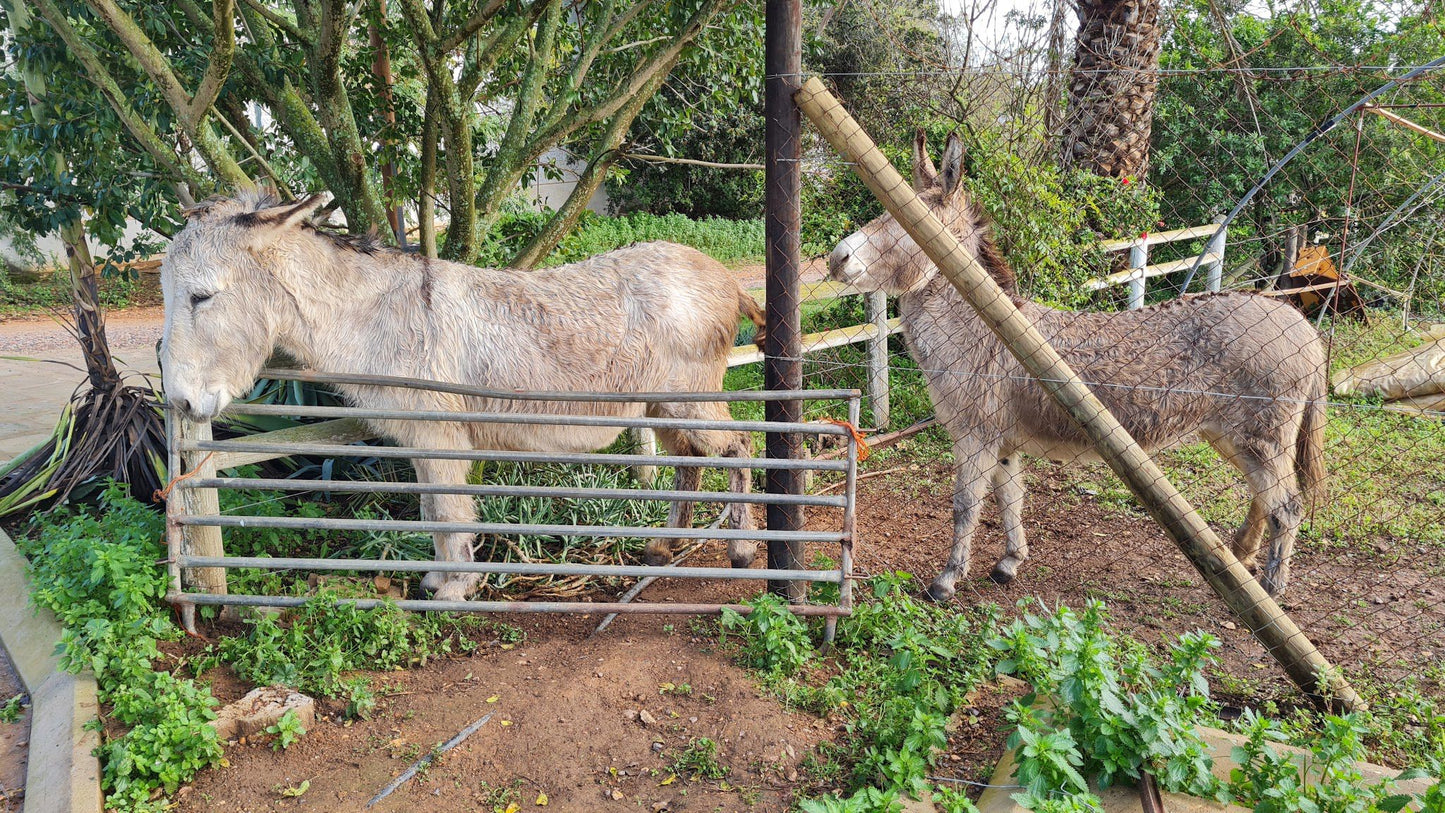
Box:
[1121,176,1132,185]
[1140,232,1149,240]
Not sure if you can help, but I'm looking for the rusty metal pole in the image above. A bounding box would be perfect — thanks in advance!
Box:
[764,0,806,601]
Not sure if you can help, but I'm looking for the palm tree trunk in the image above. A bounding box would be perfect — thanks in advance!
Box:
[1059,0,1163,181]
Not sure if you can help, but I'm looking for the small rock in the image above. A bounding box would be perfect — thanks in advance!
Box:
[624,709,640,722]
[211,686,316,741]
[638,710,658,727]
[1372,595,1389,605]
[652,802,671,812]
[1221,620,1237,630]
[610,789,625,801]
[652,741,664,752]
[786,769,798,782]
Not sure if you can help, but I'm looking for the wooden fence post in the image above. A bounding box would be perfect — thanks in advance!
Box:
[1128,240,1148,309]
[1206,219,1227,293]
[796,76,1359,710]
[176,417,228,599]
[865,290,890,429]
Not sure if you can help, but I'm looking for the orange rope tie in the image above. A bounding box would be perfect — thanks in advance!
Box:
[822,419,871,462]
[154,452,215,502]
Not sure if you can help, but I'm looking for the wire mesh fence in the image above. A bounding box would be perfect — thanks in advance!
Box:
[717,13,1444,708]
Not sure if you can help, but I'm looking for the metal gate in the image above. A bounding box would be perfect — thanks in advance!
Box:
[164,370,861,632]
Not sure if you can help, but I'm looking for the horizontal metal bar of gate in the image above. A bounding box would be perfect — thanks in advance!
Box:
[223,403,850,436]
[180,439,850,471]
[178,555,843,582]
[257,369,860,404]
[172,591,851,616]
[178,514,844,542]
[184,477,848,507]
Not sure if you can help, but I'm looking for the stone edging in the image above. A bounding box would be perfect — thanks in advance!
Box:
[0,529,103,813]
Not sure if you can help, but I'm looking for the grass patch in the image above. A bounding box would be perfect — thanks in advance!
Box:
[476,209,766,268]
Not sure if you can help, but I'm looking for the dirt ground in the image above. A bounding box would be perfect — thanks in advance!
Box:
[0,655,27,811]
[166,447,1445,810]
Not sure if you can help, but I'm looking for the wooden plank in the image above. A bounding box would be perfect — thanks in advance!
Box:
[1098,224,1218,252]
[1085,252,1224,290]
[210,418,375,469]
[728,318,902,367]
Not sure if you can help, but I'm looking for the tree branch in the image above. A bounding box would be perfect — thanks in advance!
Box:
[528,0,731,164]
[458,0,550,101]
[620,153,763,170]
[238,0,308,43]
[187,0,237,122]
[439,0,505,52]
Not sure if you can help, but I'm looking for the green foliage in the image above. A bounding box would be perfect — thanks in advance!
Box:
[0,694,25,723]
[218,591,432,701]
[265,709,306,751]
[475,208,765,268]
[668,737,730,781]
[720,593,814,678]
[991,601,1224,803]
[606,108,765,220]
[21,483,222,812]
[958,131,1161,306]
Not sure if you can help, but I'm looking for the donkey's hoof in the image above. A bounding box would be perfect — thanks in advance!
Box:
[988,565,1016,585]
[421,571,446,592]
[643,549,674,567]
[1258,573,1285,598]
[923,582,956,603]
[432,582,473,603]
[729,552,756,569]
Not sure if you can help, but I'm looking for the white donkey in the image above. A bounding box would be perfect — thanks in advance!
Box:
[829,132,1326,600]
[162,191,765,600]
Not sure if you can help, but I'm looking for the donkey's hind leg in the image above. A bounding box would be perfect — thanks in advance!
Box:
[415,457,480,602]
[1202,428,1271,573]
[642,429,699,567]
[987,453,1029,584]
[926,440,995,603]
[647,401,758,569]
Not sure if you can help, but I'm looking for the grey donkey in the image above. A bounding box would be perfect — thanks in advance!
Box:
[828,131,1326,600]
[161,191,766,601]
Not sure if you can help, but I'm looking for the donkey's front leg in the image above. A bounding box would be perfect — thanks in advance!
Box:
[988,453,1029,584]
[415,457,480,602]
[644,464,700,566]
[926,443,994,603]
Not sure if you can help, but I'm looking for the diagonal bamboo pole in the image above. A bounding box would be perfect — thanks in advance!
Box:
[795,76,1359,710]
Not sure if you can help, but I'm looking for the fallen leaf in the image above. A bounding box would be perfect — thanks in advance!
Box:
[503,804,520,813]
[610,789,625,801]
[486,695,500,704]
[279,780,310,798]
[500,720,512,726]
[659,775,676,786]
[536,791,549,806]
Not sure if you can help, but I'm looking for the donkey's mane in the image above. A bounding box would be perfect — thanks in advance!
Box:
[965,201,1017,294]
[222,189,390,256]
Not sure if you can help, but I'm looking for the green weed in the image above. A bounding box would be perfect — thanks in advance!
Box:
[669,737,730,781]
[265,709,306,750]
[0,694,25,723]
[20,483,222,812]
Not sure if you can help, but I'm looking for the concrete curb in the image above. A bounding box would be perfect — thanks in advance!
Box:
[0,529,103,813]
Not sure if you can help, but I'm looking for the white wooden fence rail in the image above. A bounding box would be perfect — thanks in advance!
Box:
[1087,223,1227,309]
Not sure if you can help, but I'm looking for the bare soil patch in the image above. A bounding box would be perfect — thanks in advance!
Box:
[0,654,27,811]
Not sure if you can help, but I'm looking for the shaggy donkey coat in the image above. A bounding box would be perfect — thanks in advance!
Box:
[829,132,1326,600]
[161,191,765,600]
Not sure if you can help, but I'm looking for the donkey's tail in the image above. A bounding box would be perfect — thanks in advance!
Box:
[739,290,767,350]
[1296,391,1327,506]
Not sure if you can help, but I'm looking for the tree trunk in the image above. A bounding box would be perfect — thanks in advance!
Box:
[4,0,117,390]
[1059,0,1162,180]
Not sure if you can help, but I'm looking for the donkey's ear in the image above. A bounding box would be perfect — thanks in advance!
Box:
[912,128,938,191]
[236,193,329,250]
[939,132,966,201]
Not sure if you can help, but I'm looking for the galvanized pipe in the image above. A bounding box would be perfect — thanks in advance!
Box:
[178,555,843,582]
[178,514,843,543]
[257,368,858,403]
[184,477,848,508]
[181,439,850,472]
[224,403,851,436]
[172,592,851,616]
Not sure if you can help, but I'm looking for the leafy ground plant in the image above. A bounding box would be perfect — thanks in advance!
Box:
[20,483,222,812]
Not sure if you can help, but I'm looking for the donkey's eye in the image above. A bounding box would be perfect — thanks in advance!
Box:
[190,292,215,307]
